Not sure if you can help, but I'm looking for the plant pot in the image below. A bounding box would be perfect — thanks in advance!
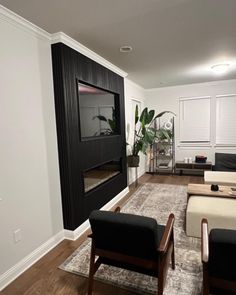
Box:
[127,155,140,167]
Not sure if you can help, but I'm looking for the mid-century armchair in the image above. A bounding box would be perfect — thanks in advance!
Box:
[201,218,236,295]
[87,207,175,295]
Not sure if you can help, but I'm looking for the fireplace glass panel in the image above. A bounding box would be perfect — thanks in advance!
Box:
[84,159,121,193]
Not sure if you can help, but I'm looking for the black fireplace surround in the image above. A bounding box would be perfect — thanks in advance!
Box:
[51,43,127,231]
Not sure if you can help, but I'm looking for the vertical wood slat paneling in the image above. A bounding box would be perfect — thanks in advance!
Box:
[51,43,127,230]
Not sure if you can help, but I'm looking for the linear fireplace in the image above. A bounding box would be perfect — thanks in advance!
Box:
[84,159,121,193]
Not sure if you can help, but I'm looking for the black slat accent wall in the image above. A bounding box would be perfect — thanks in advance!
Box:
[51,43,127,230]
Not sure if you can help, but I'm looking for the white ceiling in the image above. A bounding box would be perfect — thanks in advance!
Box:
[1,0,236,88]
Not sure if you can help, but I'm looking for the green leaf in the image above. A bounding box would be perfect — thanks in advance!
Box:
[161,129,170,140]
[112,107,116,120]
[108,119,116,131]
[145,130,155,144]
[148,127,157,134]
[141,141,148,154]
[146,110,155,124]
[153,111,175,120]
[156,128,172,141]
[139,107,148,125]
[149,129,156,138]
[135,105,139,124]
[141,126,146,135]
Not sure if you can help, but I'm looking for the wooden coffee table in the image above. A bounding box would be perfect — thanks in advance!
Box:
[187,183,236,202]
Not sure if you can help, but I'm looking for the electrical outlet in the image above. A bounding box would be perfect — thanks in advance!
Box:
[14,229,22,243]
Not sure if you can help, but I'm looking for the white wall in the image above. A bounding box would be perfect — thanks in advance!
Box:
[0,12,63,279]
[145,79,236,164]
[0,6,134,289]
[124,79,146,183]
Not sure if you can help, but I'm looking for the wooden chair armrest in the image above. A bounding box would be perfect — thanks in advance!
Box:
[158,213,175,253]
[201,218,209,263]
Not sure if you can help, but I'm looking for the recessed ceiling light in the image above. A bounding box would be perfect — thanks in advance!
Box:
[211,64,230,75]
[120,45,132,53]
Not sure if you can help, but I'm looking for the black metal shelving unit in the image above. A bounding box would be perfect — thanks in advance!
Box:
[148,117,175,174]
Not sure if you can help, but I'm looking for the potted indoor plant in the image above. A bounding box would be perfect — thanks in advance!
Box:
[127,106,173,167]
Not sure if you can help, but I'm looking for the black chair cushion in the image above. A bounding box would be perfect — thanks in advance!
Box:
[209,228,236,281]
[215,153,236,171]
[89,210,164,260]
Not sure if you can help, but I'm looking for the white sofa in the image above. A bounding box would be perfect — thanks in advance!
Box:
[204,171,236,186]
[187,153,236,238]
[186,195,236,238]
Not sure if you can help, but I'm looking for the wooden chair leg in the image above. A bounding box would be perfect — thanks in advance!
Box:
[88,241,96,295]
[202,264,209,295]
[157,272,164,295]
[157,257,165,295]
[171,243,175,270]
[171,231,175,270]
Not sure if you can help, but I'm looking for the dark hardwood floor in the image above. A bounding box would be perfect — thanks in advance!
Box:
[1,174,203,295]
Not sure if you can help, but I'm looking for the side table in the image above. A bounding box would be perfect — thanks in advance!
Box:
[175,161,212,175]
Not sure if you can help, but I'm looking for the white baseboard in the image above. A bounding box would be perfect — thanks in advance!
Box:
[0,186,129,291]
[0,230,64,291]
[64,186,130,241]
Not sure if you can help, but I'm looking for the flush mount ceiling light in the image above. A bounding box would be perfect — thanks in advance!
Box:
[120,45,132,53]
[211,64,230,75]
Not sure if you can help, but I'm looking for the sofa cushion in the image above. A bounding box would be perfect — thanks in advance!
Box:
[204,171,236,186]
[215,153,236,171]
[209,228,236,281]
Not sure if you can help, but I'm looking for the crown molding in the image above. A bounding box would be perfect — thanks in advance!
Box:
[0,5,51,40]
[0,5,128,77]
[51,32,128,78]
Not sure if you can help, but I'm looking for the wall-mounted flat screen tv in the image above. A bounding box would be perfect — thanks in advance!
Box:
[78,82,119,139]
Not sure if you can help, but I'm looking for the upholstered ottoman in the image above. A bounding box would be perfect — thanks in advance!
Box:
[204,171,236,186]
[186,196,236,238]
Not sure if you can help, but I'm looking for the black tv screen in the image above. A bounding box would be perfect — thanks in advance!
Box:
[78,82,119,139]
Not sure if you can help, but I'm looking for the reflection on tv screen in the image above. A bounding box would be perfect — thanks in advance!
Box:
[78,82,119,139]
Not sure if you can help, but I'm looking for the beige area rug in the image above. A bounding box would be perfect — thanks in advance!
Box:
[60,183,202,294]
